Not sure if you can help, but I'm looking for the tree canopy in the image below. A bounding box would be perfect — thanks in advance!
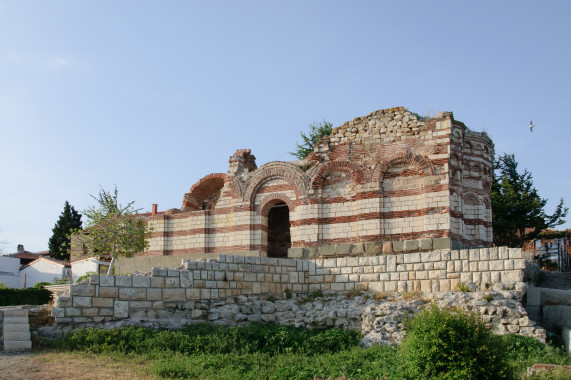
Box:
[290,121,333,160]
[491,154,568,248]
[48,201,82,261]
[71,186,152,274]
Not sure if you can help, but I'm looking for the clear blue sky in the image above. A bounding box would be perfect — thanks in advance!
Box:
[1,1,570,253]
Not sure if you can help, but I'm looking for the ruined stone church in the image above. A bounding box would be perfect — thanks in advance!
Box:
[145,107,494,259]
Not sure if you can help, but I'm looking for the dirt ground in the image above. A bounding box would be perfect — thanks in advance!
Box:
[0,350,159,380]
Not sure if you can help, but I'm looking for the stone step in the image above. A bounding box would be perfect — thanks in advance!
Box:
[3,341,32,352]
[4,331,31,341]
[3,316,29,325]
[3,308,32,352]
[3,309,28,318]
[2,323,30,332]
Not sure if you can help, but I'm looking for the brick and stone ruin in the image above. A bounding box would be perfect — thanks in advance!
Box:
[46,107,552,346]
[143,106,494,260]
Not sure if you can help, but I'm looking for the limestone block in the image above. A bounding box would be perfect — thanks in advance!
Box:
[51,308,65,318]
[489,247,499,260]
[352,243,365,255]
[99,287,118,298]
[288,248,304,258]
[180,271,193,287]
[364,242,382,255]
[114,300,129,318]
[165,277,180,288]
[72,296,92,308]
[152,268,167,276]
[70,285,96,297]
[319,246,336,257]
[433,238,451,250]
[305,247,318,258]
[507,248,521,259]
[392,241,405,253]
[132,276,151,288]
[163,289,186,302]
[115,276,133,288]
[82,308,100,317]
[65,307,81,317]
[88,275,100,285]
[119,288,146,301]
[419,239,433,251]
[387,256,397,272]
[168,269,180,277]
[55,296,72,307]
[99,275,115,287]
[92,297,114,308]
[382,242,393,254]
[336,244,352,256]
[130,301,152,309]
[490,260,504,271]
[404,240,419,252]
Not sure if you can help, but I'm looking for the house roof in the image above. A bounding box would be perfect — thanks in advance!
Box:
[20,256,71,270]
[8,252,41,260]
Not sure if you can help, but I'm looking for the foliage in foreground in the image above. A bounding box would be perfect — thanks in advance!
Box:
[54,323,360,356]
[50,322,571,379]
[398,303,513,379]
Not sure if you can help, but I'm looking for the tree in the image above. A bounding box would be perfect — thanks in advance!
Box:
[290,120,333,160]
[70,186,152,275]
[48,201,83,261]
[492,154,568,248]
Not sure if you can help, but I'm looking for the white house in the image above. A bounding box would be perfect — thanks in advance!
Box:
[0,255,21,288]
[19,257,71,288]
[71,257,103,282]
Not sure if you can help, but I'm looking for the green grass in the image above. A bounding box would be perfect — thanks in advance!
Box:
[48,323,571,379]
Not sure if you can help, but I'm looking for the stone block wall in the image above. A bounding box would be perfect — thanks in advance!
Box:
[52,247,525,325]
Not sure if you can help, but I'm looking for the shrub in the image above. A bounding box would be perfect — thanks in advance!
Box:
[398,303,513,379]
[34,282,51,289]
[0,288,52,306]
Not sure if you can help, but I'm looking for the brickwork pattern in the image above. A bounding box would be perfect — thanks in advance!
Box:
[72,107,494,260]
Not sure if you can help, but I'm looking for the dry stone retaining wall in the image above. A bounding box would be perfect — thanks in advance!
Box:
[52,247,525,326]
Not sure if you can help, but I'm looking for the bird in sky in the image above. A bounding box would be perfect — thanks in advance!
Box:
[529,121,535,132]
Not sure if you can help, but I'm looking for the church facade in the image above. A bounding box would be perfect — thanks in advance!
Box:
[145,107,494,259]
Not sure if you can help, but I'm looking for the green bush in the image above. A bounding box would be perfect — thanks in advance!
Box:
[33,282,51,289]
[0,287,52,306]
[398,303,513,379]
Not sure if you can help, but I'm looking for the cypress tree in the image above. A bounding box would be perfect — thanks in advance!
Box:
[48,201,82,261]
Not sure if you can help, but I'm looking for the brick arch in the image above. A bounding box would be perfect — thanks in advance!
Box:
[310,160,367,189]
[244,162,308,207]
[259,194,295,217]
[182,173,227,210]
[463,192,481,206]
[371,151,435,182]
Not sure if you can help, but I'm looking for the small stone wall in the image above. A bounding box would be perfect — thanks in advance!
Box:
[52,247,526,325]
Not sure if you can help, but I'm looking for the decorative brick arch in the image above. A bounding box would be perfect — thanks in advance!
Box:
[226,177,243,199]
[371,151,435,182]
[463,192,481,206]
[259,194,295,217]
[182,173,227,210]
[244,162,308,207]
[310,160,367,189]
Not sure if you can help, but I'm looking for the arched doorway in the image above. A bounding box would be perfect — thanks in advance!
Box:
[267,202,291,258]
